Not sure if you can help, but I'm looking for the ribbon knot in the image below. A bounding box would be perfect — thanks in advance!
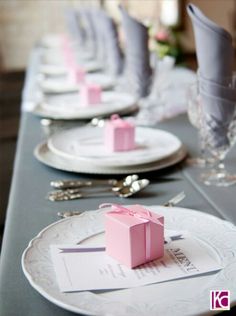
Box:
[110,114,132,128]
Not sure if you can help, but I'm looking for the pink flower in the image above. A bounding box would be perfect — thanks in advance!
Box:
[155,30,169,42]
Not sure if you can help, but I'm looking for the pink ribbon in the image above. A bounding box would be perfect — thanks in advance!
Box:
[100,203,163,262]
[110,114,131,128]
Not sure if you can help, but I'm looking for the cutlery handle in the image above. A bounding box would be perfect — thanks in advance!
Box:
[48,190,83,201]
[50,179,117,189]
[47,188,114,201]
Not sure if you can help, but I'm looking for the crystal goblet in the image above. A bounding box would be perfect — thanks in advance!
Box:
[187,83,214,167]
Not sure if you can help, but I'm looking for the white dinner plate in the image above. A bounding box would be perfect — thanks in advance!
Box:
[34,142,186,174]
[48,126,182,167]
[40,73,114,94]
[33,91,138,120]
[22,206,236,316]
[39,64,67,76]
[39,60,103,76]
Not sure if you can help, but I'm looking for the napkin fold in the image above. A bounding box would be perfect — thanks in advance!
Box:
[187,3,236,147]
[90,9,106,65]
[120,6,152,98]
[99,11,123,76]
[79,9,97,54]
[64,8,86,45]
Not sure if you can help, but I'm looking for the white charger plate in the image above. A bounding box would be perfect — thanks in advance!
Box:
[22,206,236,316]
[34,142,186,174]
[33,91,138,120]
[40,73,114,94]
[48,126,182,167]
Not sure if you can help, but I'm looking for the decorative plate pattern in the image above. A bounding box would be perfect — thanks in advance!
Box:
[22,206,236,315]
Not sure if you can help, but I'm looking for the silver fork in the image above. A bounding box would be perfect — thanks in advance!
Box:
[57,191,186,218]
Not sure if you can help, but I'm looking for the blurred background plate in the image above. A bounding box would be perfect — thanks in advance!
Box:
[33,91,138,120]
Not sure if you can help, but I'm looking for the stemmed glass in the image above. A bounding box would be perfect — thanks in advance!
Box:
[196,84,236,187]
[200,111,236,187]
[135,56,175,126]
[187,83,214,167]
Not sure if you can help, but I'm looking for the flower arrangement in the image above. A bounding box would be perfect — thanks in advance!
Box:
[151,26,183,64]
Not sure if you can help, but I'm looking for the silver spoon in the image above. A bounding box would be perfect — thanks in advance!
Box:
[48,179,149,201]
[50,174,139,190]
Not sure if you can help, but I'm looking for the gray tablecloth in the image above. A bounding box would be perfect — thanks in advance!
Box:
[1,48,236,316]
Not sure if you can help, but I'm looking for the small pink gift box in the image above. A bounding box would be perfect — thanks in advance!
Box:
[80,84,102,107]
[104,114,135,152]
[103,204,164,268]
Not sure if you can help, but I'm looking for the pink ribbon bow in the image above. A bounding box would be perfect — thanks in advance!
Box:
[100,203,163,262]
[110,114,131,128]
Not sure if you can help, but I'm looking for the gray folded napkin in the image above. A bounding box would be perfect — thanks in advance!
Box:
[120,6,152,98]
[187,3,234,85]
[64,8,85,45]
[79,9,97,53]
[89,8,107,65]
[187,3,236,147]
[99,11,123,76]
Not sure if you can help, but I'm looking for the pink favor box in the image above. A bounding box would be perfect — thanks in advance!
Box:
[80,84,102,107]
[105,204,164,268]
[104,114,135,152]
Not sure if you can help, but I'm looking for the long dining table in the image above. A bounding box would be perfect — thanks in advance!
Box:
[0,46,236,316]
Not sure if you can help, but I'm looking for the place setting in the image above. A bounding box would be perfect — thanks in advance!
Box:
[38,69,116,94]
[38,40,101,76]
[21,200,236,316]
[33,35,137,119]
[39,15,120,94]
[33,89,138,120]
[37,43,116,96]
[35,114,187,174]
[39,32,101,75]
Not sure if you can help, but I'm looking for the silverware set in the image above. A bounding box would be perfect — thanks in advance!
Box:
[47,174,149,201]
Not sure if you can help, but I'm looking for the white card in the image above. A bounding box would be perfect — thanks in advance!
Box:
[50,235,222,292]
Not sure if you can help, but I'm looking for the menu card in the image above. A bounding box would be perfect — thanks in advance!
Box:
[50,234,222,292]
